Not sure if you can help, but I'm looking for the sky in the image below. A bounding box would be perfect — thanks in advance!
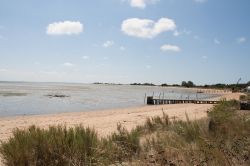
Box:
[0,0,249,85]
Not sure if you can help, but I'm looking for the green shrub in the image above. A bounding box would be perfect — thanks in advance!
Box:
[0,125,102,166]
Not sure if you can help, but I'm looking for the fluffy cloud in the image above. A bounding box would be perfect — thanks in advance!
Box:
[46,21,83,35]
[161,44,181,52]
[237,37,247,44]
[103,40,115,48]
[128,0,159,9]
[121,17,176,38]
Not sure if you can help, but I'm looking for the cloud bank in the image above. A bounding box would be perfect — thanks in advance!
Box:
[46,21,83,35]
[121,17,176,38]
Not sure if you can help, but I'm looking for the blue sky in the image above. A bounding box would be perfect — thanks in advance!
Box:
[0,0,249,85]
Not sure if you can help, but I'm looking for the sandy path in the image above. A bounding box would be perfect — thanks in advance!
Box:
[0,92,241,165]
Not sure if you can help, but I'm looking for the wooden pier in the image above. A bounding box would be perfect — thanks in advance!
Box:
[146,96,219,105]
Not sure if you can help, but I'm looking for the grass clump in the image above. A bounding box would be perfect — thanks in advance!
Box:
[0,125,101,166]
[1,100,250,165]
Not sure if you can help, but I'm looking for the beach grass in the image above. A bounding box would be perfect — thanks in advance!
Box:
[0,100,250,165]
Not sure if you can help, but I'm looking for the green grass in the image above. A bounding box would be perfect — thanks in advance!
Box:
[1,100,250,165]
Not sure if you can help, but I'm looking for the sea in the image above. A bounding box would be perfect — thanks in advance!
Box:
[0,82,220,117]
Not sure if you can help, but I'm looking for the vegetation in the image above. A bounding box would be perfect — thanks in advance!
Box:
[1,100,250,165]
[181,81,195,88]
[92,81,250,91]
[240,93,250,102]
[130,83,156,86]
[0,92,28,97]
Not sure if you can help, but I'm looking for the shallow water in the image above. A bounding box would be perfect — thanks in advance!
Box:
[0,82,220,117]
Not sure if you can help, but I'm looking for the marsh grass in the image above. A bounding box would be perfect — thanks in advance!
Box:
[1,100,250,165]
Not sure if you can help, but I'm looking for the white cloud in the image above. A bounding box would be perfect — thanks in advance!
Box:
[63,62,75,67]
[146,65,152,69]
[103,40,114,48]
[46,21,83,35]
[173,29,191,37]
[82,56,89,60]
[128,0,159,9]
[214,38,221,44]
[194,0,207,3]
[237,37,247,44]
[121,17,176,39]
[161,44,181,52]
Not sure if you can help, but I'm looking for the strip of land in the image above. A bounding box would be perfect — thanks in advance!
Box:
[0,92,241,142]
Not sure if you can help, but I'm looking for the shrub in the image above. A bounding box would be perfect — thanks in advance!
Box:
[107,123,140,163]
[0,125,102,166]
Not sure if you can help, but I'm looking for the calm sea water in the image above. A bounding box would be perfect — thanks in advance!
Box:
[0,82,220,117]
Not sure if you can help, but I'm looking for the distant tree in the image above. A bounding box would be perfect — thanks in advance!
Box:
[181,81,195,88]
[181,81,188,87]
[161,83,168,87]
[204,84,209,88]
[247,81,250,86]
[187,81,195,87]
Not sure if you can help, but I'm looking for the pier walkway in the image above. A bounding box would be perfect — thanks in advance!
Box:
[146,96,219,105]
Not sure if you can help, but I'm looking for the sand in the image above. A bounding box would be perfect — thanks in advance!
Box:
[0,92,241,141]
[0,92,241,165]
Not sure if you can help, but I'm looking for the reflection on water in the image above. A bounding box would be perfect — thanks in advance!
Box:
[0,82,220,117]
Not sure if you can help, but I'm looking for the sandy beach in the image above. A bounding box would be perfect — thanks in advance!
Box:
[0,92,242,165]
[0,92,241,142]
